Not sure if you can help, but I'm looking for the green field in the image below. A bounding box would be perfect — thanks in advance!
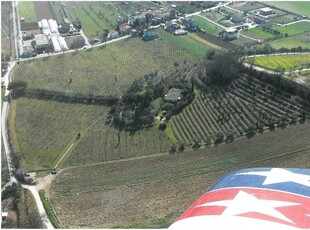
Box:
[264,2,310,18]
[50,122,310,228]
[18,1,37,20]
[9,98,107,170]
[274,21,310,36]
[269,34,310,49]
[1,1,13,58]
[192,15,223,35]
[9,97,170,170]
[251,54,310,71]
[230,2,266,12]
[159,30,210,57]
[66,2,160,38]
[12,36,196,98]
[248,27,275,39]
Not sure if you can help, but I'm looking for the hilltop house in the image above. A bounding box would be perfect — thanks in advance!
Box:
[165,88,182,103]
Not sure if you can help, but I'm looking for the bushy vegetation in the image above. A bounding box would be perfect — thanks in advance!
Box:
[197,51,242,86]
[110,62,195,129]
[2,184,42,228]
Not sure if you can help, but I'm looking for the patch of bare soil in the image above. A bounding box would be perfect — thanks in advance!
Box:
[33,1,55,20]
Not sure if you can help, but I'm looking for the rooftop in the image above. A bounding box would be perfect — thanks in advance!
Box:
[260,7,273,12]
[34,34,49,45]
[165,88,182,102]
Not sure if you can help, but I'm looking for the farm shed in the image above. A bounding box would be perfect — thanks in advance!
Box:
[41,19,49,29]
[48,19,59,34]
[57,36,68,51]
[51,36,61,52]
[165,88,182,103]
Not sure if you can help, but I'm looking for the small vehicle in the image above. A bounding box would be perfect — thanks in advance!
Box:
[51,168,57,174]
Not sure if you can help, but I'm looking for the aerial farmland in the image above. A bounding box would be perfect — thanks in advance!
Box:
[1,1,310,229]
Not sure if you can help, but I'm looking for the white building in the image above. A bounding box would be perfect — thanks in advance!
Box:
[48,19,59,34]
[57,36,68,51]
[51,36,61,52]
[41,19,49,29]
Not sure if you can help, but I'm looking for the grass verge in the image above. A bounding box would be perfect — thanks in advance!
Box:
[39,189,60,228]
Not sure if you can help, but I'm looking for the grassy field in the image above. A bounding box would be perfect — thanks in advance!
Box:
[274,21,310,36]
[50,122,310,228]
[230,2,266,12]
[264,2,310,18]
[248,27,275,39]
[269,34,310,49]
[187,33,221,49]
[9,97,171,170]
[63,125,170,167]
[159,30,210,57]
[250,54,310,71]
[12,36,196,98]
[1,1,13,59]
[18,1,37,21]
[192,15,223,35]
[65,1,159,38]
[9,97,108,170]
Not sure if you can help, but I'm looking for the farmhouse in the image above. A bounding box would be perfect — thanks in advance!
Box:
[231,13,246,24]
[165,88,182,103]
[34,34,50,49]
[259,7,274,16]
[165,20,179,33]
[107,31,119,40]
[223,28,237,40]
[143,28,158,40]
[128,15,146,27]
[119,23,132,35]
[184,18,196,32]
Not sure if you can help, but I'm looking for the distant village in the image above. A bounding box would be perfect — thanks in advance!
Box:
[19,1,288,58]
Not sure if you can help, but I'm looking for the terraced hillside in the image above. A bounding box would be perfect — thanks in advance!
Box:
[170,74,310,145]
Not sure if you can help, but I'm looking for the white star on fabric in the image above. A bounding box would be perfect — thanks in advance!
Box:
[237,168,310,187]
[197,191,298,223]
